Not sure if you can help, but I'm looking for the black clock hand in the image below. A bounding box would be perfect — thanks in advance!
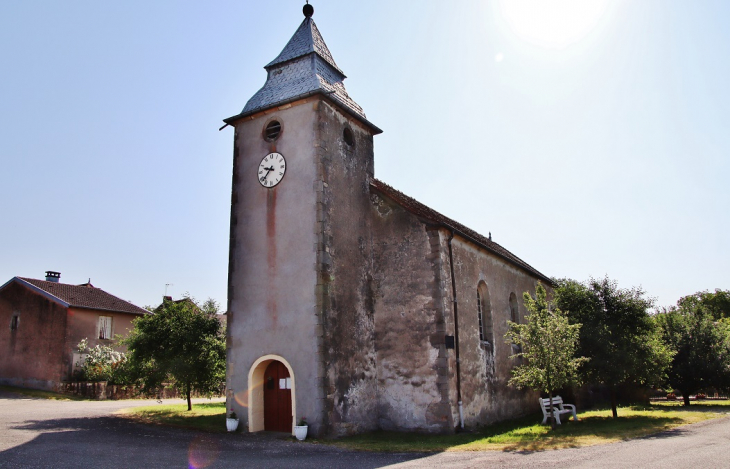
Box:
[260,166,274,182]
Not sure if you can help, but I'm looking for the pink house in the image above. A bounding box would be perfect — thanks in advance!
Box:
[0,271,148,390]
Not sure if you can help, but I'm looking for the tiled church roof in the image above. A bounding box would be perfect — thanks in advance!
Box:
[15,277,149,315]
[370,179,553,285]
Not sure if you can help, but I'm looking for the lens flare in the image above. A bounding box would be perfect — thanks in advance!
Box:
[188,436,219,469]
[233,389,249,408]
[233,377,264,408]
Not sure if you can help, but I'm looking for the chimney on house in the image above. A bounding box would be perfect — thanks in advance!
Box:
[163,296,172,302]
[45,271,61,283]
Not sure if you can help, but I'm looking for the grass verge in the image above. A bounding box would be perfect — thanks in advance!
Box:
[652,399,730,409]
[119,402,227,433]
[325,402,730,452]
[0,385,85,401]
[116,400,729,451]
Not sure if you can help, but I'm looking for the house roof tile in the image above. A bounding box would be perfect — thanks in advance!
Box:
[17,277,149,315]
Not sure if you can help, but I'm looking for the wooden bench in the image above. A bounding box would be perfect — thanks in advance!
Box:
[539,395,578,425]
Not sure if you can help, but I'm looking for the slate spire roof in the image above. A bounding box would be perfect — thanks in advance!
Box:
[265,16,343,75]
[225,7,381,133]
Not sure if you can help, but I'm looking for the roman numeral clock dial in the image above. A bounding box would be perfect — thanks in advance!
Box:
[258,152,286,188]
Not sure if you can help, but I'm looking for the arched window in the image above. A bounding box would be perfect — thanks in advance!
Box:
[477,290,484,341]
[477,282,493,352]
[509,292,522,355]
[509,292,519,324]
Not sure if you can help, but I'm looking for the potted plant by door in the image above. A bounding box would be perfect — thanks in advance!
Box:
[294,417,308,441]
[226,410,239,432]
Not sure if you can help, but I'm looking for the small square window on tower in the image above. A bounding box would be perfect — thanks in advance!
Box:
[98,316,113,340]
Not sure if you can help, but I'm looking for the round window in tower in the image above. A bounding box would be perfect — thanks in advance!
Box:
[343,126,354,147]
[264,120,282,141]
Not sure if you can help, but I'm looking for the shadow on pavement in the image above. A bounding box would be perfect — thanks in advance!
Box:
[2,415,432,469]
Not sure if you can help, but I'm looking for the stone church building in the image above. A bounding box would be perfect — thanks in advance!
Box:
[224,4,552,437]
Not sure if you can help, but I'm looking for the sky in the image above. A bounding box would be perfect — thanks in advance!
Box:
[1,0,728,310]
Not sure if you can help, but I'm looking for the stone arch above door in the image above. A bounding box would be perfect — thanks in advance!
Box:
[248,354,296,434]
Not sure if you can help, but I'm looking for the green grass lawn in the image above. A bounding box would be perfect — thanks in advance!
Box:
[119,402,228,433]
[652,398,730,409]
[325,402,730,452]
[101,400,730,451]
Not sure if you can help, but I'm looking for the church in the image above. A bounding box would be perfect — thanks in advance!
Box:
[224,3,552,437]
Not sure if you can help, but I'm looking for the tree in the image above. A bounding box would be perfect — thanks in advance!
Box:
[677,289,730,320]
[554,277,673,418]
[655,304,730,405]
[506,283,586,429]
[200,297,222,316]
[124,297,226,410]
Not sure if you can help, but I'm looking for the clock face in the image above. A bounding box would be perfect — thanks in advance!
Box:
[258,152,286,188]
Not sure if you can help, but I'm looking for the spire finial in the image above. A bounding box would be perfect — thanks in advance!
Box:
[303,2,314,18]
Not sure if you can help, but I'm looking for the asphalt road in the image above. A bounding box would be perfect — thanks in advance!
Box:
[1,389,729,468]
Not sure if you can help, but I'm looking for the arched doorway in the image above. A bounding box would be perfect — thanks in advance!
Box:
[263,360,292,432]
[247,355,296,434]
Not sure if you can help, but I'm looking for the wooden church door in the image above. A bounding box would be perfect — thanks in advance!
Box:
[263,361,292,432]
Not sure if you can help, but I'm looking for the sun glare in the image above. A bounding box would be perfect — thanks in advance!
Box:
[188,436,219,469]
[498,0,610,49]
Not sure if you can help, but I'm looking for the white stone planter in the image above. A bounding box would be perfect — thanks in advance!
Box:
[294,425,308,441]
[226,418,239,432]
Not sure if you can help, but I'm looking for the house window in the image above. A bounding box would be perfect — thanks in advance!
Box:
[477,282,494,352]
[10,315,19,331]
[98,316,112,340]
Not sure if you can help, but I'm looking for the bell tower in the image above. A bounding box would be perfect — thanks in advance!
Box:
[224,3,381,437]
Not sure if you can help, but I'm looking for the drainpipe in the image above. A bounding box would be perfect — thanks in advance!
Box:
[447,231,464,430]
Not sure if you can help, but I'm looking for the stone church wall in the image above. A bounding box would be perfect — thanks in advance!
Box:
[447,237,541,426]
[225,97,547,435]
[315,100,379,436]
[368,196,455,433]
